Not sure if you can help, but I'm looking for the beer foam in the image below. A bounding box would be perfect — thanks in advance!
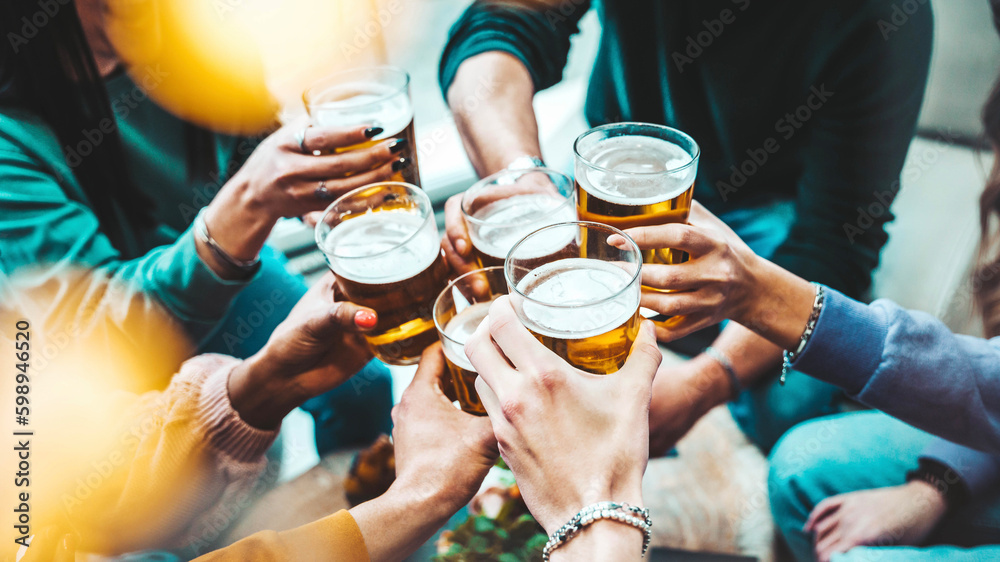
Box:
[312,81,413,140]
[517,258,638,339]
[322,210,439,284]
[578,135,696,205]
[471,194,578,261]
[442,301,491,372]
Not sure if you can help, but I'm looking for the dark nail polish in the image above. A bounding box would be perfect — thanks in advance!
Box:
[364,126,384,139]
[388,138,408,153]
[392,157,410,172]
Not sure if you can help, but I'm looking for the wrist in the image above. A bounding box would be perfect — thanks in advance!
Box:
[737,257,816,350]
[683,353,736,410]
[551,518,645,562]
[542,481,644,535]
[383,477,463,526]
[205,176,278,261]
[905,479,949,517]
[227,353,303,430]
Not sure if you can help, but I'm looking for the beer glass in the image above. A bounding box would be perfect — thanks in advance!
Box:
[574,122,699,265]
[461,167,577,268]
[304,66,420,186]
[505,222,642,375]
[433,267,508,416]
[316,182,447,365]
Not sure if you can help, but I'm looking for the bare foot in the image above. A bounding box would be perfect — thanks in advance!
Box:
[803,480,948,562]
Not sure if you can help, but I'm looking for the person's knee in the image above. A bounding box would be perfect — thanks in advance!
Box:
[768,416,851,522]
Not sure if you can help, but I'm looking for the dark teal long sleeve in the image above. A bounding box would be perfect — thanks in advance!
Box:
[440,0,933,299]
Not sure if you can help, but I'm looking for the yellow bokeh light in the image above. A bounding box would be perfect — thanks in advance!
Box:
[105,0,389,135]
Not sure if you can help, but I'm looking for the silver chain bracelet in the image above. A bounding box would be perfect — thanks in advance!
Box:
[542,501,651,561]
[194,209,261,276]
[780,283,826,385]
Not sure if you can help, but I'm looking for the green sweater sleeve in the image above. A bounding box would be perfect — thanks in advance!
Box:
[0,143,254,343]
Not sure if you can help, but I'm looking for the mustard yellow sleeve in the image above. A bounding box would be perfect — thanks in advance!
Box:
[193,510,371,562]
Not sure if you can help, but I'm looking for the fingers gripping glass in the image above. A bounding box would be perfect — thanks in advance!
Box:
[304,66,420,186]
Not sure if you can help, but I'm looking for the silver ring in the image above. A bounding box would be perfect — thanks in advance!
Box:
[294,126,311,153]
[315,180,332,200]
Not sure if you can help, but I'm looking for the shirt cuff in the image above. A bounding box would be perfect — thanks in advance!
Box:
[791,288,888,395]
[150,228,258,324]
[920,438,1000,498]
[180,354,280,464]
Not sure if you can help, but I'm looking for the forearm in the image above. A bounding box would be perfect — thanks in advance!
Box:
[349,483,460,562]
[201,175,277,266]
[552,521,645,562]
[448,52,542,176]
[689,257,817,404]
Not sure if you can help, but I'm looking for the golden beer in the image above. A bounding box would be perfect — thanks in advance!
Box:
[317,183,446,365]
[574,124,700,266]
[434,267,508,415]
[305,67,421,186]
[463,168,576,268]
[440,302,491,415]
[516,258,641,374]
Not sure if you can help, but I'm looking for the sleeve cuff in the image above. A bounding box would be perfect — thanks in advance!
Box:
[150,228,258,324]
[791,288,888,395]
[920,439,1000,498]
[180,354,280,464]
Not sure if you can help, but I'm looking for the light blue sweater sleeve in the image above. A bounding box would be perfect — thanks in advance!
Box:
[792,288,1000,454]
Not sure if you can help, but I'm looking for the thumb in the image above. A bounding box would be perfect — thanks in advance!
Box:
[623,321,662,387]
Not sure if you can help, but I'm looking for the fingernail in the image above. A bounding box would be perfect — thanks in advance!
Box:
[355,310,378,329]
[392,157,410,172]
[455,238,469,256]
[644,321,656,338]
[364,126,384,138]
[388,138,408,153]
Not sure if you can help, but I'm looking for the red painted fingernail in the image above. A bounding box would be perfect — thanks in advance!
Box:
[355,310,377,329]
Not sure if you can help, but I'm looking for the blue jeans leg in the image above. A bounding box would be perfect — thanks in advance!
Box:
[769,411,1000,562]
[200,246,392,454]
[718,201,844,452]
[833,545,1000,562]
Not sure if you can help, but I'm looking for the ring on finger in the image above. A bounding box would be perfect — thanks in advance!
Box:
[315,180,333,200]
[295,125,319,155]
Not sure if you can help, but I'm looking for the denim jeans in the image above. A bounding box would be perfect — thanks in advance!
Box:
[717,201,844,452]
[769,411,1000,562]
[199,246,393,454]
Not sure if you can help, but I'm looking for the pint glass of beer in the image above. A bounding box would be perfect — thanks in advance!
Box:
[304,66,420,186]
[574,122,699,265]
[315,182,448,365]
[433,266,508,415]
[461,167,577,268]
[505,222,642,375]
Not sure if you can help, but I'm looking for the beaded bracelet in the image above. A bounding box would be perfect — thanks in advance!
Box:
[542,501,652,561]
[780,283,825,385]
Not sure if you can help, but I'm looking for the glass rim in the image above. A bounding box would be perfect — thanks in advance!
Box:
[314,181,431,262]
[461,167,576,227]
[505,221,642,311]
[433,266,506,346]
[573,122,701,176]
[303,65,411,115]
